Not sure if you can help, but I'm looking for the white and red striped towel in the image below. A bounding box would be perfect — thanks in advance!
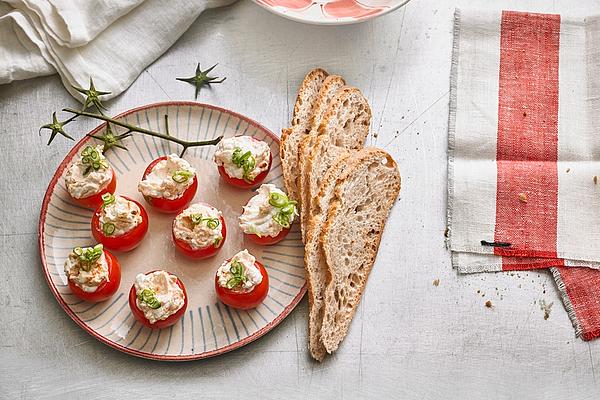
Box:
[449,9,600,341]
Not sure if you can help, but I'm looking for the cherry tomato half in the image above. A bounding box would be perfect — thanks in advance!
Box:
[245,226,290,246]
[67,249,121,303]
[141,156,198,213]
[215,260,269,310]
[128,271,188,329]
[68,168,117,209]
[91,196,149,252]
[217,152,272,189]
[172,214,227,260]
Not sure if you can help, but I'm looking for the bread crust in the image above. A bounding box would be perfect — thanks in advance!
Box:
[298,75,346,242]
[280,68,328,202]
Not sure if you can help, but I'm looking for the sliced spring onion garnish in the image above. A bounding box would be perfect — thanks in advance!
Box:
[213,236,222,248]
[231,147,257,181]
[206,218,220,230]
[268,192,288,208]
[80,145,108,175]
[73,244,103,271]
[268,192,297,228]
[81,146,92,157]
[281,203,296,215]
[190,213,220,229]
[190,213,202,225]
[101,193,116,207]
[172,169,193,183]
[102,222,116,236]
[226,260,247,289]
[138,288,161,309]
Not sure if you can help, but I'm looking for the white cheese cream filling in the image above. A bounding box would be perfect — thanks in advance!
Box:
[216,249,263,293]
[99,196,142,236]
[213,136,271,181]
[138,154,196,200]
[173,203,223,250]
[239,184,297,237]
[134,271,185,324]
[65,145,112,199]
[64,245,109,293]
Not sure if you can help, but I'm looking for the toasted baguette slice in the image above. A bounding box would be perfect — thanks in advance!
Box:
[304,152,352,361]
[280,68,329,202]
[303,87,371,223]
[319,148,401,354]
[298,75,346,242]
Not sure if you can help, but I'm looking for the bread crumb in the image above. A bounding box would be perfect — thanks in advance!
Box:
[540,299,553,320]
[518,193,528,203]
[432,279,440,287]
[485,300,493,308]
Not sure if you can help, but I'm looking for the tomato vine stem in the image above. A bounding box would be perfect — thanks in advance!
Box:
[62,108,222,157]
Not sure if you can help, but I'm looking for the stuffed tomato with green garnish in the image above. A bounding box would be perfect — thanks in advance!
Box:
[214,136,272,189]
[91,193,149,252]
[64,144,117,209]
[63,244,121,303]
[138,154,197,213]
[215,250,269,310]
[129,270,187,329]
[239,184,298,245]
[172,202,226,259]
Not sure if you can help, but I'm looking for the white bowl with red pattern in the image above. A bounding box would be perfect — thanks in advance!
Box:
[252,0,411,25]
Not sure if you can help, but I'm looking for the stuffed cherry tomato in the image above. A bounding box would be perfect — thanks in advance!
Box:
[239,184,297,245]
[129,270,187,329]
[214,136,272,189]
[215,250,269,310]
[172,202,226,259]
[91,194,149,252]
[138,154,197,213]
[64,244,121,303]
[65,144,117,209]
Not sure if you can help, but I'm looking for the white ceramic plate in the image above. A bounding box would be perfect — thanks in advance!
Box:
[252,0,410,25]
[39,102,306,361]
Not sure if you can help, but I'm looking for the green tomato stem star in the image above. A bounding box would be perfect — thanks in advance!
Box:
[72,77,111,113]
[87,123,129,152]
[176,63,226,99]
[39,112,75,144]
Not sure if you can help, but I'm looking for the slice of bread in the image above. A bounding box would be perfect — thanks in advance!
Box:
[319,148,401,354]
[280,68,329,202]
[303,87,371,223]
[304,152,352,361]
[302,87,371,360]
[298,75,346,242]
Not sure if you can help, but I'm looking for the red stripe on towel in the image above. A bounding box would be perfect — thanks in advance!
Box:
[554,267,600,341]
[500,256,564,271]
[494,11,561,262]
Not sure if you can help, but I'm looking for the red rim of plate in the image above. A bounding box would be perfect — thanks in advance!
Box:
[38,101,307,361]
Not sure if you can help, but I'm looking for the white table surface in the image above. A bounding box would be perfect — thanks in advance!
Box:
[1,0,600,398]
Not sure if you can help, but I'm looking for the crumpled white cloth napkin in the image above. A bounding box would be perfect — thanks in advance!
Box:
[0,0,235,100]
